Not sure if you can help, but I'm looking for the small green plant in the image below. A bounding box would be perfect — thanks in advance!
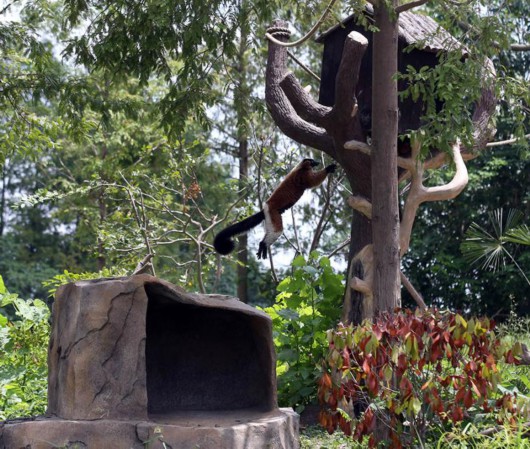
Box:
[318,309,529,448]
[43,268,128,297]
[461,208,529,286]
[263,253,343,412]
[0,275,49,419]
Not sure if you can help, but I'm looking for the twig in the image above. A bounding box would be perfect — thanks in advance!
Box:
[120,174,156,276]
[287,50,321,83]
[268,249,279,284]
[486,133,530,147]
[265,0,339,48]
[291,207,302,254]
[400,272,427,310]
[327,238,351,259]
[132,254,154,275]
[310,173,335,253]
[395,0,430,14]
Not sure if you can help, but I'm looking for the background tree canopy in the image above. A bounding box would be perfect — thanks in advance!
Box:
[0,0,528,316]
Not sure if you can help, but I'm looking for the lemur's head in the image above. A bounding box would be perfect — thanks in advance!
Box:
[300,158,320,169]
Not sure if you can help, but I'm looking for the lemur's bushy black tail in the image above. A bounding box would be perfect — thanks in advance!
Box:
[214,211,265,255]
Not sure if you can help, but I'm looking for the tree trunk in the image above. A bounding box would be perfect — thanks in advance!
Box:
[371,1,401,312]
[237,139,249,302]
[0,162,6,237]
[235,0,250,303]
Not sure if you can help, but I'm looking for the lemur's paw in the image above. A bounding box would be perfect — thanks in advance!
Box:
[257,241,268,260]
[326,164,337,173]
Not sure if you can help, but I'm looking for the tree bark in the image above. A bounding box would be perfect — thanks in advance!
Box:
[237,140,249,302]
[235,1,250,303]
[371,1,401,312]
[0,162,6,237]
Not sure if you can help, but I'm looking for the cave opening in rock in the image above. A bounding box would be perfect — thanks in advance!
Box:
[144,283,273,416]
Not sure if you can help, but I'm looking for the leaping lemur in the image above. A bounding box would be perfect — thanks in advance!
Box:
[214,158,337,260]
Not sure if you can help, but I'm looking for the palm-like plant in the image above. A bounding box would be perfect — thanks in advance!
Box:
[461,209,530,286]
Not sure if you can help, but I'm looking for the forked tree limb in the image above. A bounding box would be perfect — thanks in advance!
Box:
[399,140,468,256]
[265,23,336,157]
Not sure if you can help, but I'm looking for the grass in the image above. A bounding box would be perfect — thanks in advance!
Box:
[300,426,367,449]
[302,423,530,449]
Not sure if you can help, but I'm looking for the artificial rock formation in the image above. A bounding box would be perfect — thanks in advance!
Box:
[1,275,299,449]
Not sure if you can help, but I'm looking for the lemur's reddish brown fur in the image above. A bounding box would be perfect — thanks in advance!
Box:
[213,158,336,259]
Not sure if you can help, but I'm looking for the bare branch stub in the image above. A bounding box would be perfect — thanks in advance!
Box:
[332,32,369,126]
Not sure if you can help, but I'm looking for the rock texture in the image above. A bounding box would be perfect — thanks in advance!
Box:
[0,408,299,449]
[47,277,149,420]
[1,275,298,448]
[47,275,277,419]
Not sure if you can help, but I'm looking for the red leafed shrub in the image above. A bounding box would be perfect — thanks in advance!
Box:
[318,309,526,448]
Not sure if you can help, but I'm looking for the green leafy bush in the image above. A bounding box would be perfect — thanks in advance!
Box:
[0,276,49,419]
[263,253,343,411]
[318,309,529,448]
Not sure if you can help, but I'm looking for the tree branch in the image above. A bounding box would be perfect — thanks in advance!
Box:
[400,272,427,310]
[454,17,530,52]
[265,21,335,157]
[348,195,372,219]
[486,133,530,147]
[332,31,369,123]
[344,139,372,154]
[400,140,468,256]
[280,72,332,126]
[287,50,321,82]
[395,0,430,14]
[422,141,468,202]
[345,139,416,170]
[264,0,339,48]
[511,43,530,51]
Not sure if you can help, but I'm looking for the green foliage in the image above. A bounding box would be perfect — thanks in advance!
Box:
[263,253,343,411]
[42,268,128,297]
[505,225,530,246]
[60,0,275,134]
[397,50,485,155]
[318,309,530,448]
[0,276,49,419]
[461,209,529,286]
[435,423,530,448]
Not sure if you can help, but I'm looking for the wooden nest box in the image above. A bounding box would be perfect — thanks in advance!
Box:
[316,7,465,153]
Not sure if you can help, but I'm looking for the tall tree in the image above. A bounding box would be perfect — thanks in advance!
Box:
[370,0,400,310]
